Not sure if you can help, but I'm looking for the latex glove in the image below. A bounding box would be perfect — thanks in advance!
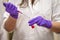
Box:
[28,16,52,29]
[3,3,18,19]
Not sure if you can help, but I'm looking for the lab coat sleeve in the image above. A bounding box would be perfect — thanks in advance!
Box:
[0,12,9,40]
[0,1,4,35]
[0,0,9,40]
[52,0,60,40]
[0,0,8,36]
[52,0,60,22]
[0,12,11,40]
[1,12,9,32]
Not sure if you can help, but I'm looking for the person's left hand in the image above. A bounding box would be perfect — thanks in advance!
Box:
[28,16,52,29]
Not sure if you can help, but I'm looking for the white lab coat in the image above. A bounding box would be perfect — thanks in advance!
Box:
[1,0,60,40]
[0,0,8,40]
[0,0,8,27]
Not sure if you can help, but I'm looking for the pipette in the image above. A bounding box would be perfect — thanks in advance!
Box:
[18,11,35,29]
[8,8,41,40]
[18,11,41,39]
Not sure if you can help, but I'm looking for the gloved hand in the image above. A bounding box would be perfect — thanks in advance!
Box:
[28,16,52,29]
[3,3,18,19]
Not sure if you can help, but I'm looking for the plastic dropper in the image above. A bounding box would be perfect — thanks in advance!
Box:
[18,11,35,29]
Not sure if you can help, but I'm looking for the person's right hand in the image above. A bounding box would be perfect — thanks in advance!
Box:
[3,3,18,19]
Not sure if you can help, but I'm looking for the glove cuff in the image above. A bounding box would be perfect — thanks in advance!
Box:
[46,20,52,29]
[10,14,18,19]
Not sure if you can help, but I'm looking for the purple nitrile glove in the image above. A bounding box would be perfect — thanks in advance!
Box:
[3,3,18,19]
[28,16,52,29]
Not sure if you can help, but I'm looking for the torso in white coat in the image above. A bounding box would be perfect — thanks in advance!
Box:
[12,0,53,40]
[3,0,60,40]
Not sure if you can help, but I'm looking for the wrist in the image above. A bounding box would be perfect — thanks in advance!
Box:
[10,13,18,19]
[45,20,52,29]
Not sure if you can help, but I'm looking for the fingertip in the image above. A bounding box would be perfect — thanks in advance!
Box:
[28,21,30,23]
[28,20,33,23]
[29,23,33,26]
[28,23,30,26]
[3,3,7,7]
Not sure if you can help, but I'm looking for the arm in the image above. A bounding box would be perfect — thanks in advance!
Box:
[4,16,17,32]
[51,22,60,33]
[3,3,20,32]
[28,16,60,33]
